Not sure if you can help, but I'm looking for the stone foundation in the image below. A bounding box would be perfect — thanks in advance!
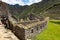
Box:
[11,20,48,40]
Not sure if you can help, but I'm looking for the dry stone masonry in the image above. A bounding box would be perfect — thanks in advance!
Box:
[8,14,49,40]
[0,1,49,40]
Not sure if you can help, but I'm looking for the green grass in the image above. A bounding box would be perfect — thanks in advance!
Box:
[32,20,60,40]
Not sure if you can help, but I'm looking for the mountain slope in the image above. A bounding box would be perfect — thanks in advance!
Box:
[7,4,29,18]
[7,0,60,19]
[41,4,60,19]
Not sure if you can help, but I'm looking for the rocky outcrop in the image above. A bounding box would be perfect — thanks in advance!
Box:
[0,1,19,40]
[0,20,19,40]
[0,1,9,17]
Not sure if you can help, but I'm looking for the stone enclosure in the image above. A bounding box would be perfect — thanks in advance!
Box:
[8,15,49,40]
[0,1,49,40]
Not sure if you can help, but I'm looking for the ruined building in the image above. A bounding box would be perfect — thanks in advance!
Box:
[9,15,49,40]
[0,1,49,40]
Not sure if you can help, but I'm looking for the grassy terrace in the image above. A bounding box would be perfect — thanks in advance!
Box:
[32,20,60,40]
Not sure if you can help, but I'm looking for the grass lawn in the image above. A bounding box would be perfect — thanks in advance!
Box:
[32,20,60,40]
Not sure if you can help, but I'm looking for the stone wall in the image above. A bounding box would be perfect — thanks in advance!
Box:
[5,17,48,40]
[25,21,48,40]
[9,19,48,40]
[6,16,48,40]
[14,26,25,40]
[0,1,49,40]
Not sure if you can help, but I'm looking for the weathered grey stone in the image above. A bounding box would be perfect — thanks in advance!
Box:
[0,1,49,40]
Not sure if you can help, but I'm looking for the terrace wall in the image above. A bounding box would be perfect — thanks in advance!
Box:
[14,26,25,40]
[8,20,48,40]
[25,21,48,40]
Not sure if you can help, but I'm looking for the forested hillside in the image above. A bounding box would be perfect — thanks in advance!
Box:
[7,0,60,19]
